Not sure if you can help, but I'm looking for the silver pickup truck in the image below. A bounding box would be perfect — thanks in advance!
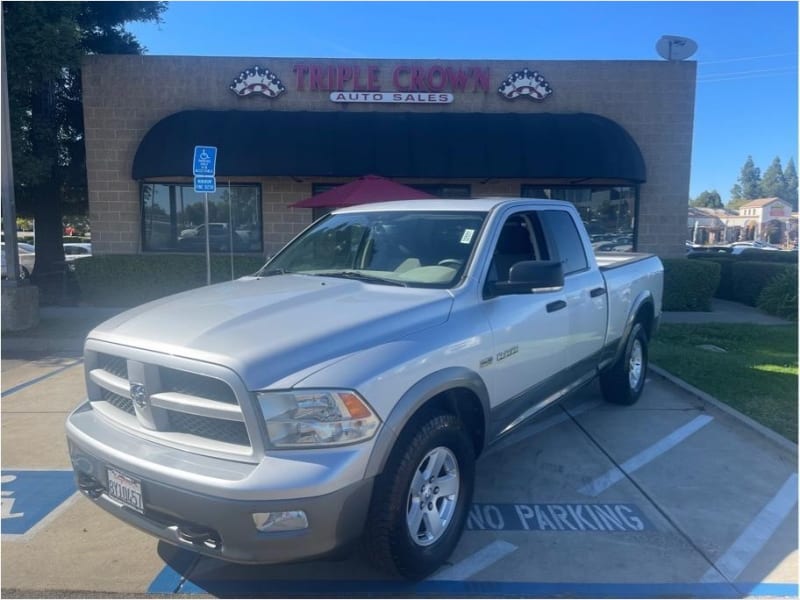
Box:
[66,198,663,579]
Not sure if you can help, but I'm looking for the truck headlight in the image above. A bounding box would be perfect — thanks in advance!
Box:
[256,390,380,448]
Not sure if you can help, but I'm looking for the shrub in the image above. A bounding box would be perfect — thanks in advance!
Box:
[74,254,267,307]
[730,262,794,307]
[736,249,799,264]
[692,256,736,300]
[661,258,721,311]
[757,266,798,320]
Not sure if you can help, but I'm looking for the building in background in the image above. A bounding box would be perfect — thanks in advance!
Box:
[81,56,697,258]
[687,198,796,247]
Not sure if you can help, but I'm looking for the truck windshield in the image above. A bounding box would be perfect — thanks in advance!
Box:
[259,210,488,288]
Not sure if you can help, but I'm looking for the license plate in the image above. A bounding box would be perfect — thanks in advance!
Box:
[107,467,144,513]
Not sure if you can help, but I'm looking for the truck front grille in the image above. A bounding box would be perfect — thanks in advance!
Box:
[100,388,135,415]
[87,349,252,456]
[168,412,250,445]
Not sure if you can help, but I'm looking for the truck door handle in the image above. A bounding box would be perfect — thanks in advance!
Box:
[546,300,567,313]
[590,287,606,298]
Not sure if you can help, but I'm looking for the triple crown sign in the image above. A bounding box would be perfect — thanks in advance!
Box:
[193,146,217,192]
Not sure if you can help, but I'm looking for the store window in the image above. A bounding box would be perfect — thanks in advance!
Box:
[521,185,637,252]
[141,183,262,253]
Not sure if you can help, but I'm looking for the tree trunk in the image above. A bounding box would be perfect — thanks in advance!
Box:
[29,81,68,304]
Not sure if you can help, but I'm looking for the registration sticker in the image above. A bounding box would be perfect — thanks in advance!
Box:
[107,467,144,513]
[460,229,475,244]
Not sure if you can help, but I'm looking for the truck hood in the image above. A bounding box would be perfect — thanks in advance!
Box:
[88,274,453,389]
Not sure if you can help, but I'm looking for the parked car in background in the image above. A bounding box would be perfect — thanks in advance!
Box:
[0,242,36,279]
[64,242,93,261]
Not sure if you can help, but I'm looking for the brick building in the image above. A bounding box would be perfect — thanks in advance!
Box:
[81,56,696,258]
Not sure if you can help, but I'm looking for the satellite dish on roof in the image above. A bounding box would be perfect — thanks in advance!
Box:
[656,35,698,61]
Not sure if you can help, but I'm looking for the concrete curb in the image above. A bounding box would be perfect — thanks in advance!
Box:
[650,364,798,455]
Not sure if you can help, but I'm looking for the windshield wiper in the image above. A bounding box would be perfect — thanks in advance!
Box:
[322,271,408,287]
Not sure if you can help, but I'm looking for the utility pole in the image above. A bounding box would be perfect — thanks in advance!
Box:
[2,25,20,282]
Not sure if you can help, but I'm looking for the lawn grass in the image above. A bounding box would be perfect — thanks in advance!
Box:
[650,323,798,443]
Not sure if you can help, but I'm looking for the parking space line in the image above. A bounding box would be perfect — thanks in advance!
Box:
[1,359,83,398]
[484,400,601,457]
[701,473,798,584]
[579,414,714,497]
[429,540,517,581]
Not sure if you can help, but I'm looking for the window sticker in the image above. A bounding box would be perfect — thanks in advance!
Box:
[460,229,475,244]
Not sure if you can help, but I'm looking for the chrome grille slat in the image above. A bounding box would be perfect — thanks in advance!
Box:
[150,392,245,421]
[90,368,131,398]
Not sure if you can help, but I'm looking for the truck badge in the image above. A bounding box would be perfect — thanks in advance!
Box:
[130,383,147,410]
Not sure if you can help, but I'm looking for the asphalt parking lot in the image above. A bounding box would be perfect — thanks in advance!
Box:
[1,345,797,598]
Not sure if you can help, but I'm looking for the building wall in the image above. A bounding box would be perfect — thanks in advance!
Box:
[82,56,696,257]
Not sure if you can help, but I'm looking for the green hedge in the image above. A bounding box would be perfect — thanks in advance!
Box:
[661,258,721,312]
[731,261,797,307]
[73,254,267,307]
[692,256,736,300]
[736,249,799,263]
[757,266,798,320]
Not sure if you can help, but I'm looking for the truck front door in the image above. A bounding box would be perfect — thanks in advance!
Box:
[479,211,570,433]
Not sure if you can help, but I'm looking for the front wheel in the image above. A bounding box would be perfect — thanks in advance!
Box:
[364,412,475,580]
[600,322,648,405]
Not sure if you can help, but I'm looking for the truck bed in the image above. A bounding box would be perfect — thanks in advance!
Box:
[595,252,657,271]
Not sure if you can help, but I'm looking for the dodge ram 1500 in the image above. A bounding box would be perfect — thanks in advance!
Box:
[66,198,663,579]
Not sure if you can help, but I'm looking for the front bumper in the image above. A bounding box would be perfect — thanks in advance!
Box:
[66,405,375,565]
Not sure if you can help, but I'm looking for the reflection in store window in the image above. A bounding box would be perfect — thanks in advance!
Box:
[521,185,637,252]
[142,183,262,253]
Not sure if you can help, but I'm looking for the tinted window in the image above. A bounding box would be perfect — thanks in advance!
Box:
[540,210,589,275]
[142,183,262,253]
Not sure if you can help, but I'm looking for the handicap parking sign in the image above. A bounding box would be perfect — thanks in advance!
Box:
[193,146,217,177]
[1,470,76,536]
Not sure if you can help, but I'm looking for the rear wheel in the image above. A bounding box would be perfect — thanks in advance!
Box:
[364,411,475,580]
[600,322,648,405]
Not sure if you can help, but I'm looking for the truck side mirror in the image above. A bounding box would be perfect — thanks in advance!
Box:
[491,260,564,296]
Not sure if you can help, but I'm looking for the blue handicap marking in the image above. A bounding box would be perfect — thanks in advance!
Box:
[1,470,77,535]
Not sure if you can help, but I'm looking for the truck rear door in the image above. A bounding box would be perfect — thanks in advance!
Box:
[538,209,608,368]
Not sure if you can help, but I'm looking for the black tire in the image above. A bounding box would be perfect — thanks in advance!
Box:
[364,411,475,580]
[600,322,648,405]
[20,266,30,280]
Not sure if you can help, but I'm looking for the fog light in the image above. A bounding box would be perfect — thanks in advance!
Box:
[252,510,308,532]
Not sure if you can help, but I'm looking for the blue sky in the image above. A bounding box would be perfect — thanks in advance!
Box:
[128,1,798,201]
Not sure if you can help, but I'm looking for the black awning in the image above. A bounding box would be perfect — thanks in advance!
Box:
[131,110,646,182]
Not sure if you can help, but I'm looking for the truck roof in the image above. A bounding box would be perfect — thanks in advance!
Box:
[332,197,574,213]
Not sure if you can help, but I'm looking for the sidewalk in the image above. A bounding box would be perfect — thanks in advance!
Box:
[662,298,792,325]
[1,305,125,354]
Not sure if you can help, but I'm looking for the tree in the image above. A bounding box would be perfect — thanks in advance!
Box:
[728,155,763,210]
[784,158,798,210]
[3,1,165,300]
[690,190,723,209]
[761,156,788,202]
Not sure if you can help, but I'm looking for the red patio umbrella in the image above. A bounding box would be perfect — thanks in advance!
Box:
[290,174,436,208]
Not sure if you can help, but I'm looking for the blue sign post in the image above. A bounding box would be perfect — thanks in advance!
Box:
[192,146,217,285]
